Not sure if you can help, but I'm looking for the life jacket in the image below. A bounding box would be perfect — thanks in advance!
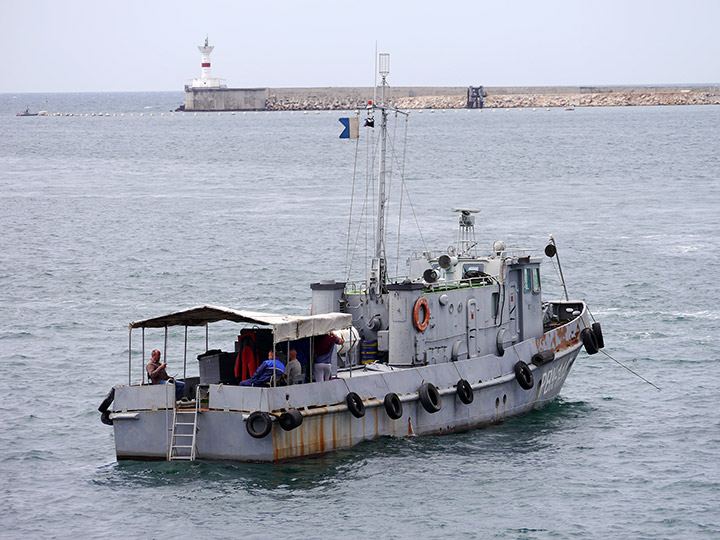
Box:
[235,332,258,381]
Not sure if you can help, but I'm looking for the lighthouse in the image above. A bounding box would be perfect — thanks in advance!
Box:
[191,37,226,88]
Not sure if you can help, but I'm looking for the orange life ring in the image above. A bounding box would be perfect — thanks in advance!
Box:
[413,297,430,332]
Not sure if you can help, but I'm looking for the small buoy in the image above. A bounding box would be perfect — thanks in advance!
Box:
[546,108,550,111]
[303,111,308,115]
[194,112,197,116]
[140,112,144,116]
[532,108,536,111]
[290,111,294,115]
[218,112,222,116]
[205,112,209,116]
[231,111,235,115]
[161,112,165,116]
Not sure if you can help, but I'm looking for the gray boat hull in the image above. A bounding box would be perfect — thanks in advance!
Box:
[111,308,586,462]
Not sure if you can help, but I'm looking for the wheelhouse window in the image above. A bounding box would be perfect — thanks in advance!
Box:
[523,268,532,293]
[532,268,541,293]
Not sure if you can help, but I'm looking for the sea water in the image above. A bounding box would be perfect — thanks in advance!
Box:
[1,92,719,539]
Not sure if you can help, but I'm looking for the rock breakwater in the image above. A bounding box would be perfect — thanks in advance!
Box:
[265,91,719,111]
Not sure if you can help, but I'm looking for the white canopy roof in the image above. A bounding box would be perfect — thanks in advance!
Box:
[129,304,353,342]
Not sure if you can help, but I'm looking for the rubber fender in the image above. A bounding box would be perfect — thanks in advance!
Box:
[456,379,474,404]
[531,350,555,366]
[279,409,303,431]
[514,361,534,390]
[346,392,365,418]
[592,322,605,349]
[246,411,273,439]
[581,327,599,355]
[98,387,115,413]
[100,410,113,426]
[383,392,403,419]
[418,382,442,413]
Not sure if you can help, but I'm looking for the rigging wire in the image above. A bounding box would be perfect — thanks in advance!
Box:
[395,114,409,276]
[382,110,399,272]
[599,349,661,391]
[344,122,362,277]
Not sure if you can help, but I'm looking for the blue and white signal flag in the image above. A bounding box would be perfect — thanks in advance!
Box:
[339,117,359,139]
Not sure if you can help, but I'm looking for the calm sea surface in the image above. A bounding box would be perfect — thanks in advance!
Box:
[1,92,719,539]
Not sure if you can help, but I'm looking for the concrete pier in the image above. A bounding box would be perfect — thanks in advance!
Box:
[182,85,720,111]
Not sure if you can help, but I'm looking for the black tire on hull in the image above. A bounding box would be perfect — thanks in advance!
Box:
[532,350,555,366]
[581,327,599,355]
[98,387,115,425]
[246,411,273,439]
[383,392,403,419]
[279,409,303,431]
[418,382,442,413]
[514,361,534,390]
[98,387,115,413]
[456,379,474,404]
[346,392,366,418]
[592,322,605,349]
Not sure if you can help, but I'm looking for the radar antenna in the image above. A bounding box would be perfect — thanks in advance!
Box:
[452,208,480,257]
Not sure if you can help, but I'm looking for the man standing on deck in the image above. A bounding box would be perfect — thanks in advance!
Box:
[147,349,186,400]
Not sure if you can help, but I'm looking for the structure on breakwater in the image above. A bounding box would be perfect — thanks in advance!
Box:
[179,41,719,111]
[180,39,719,111]
[183,84,720,112]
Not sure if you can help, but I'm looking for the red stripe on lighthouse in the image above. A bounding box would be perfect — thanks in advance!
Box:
[202,62,211,67]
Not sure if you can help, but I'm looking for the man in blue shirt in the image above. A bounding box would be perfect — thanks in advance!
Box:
[239,351,285,387]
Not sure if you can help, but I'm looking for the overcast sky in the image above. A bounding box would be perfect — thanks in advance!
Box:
[3,0,718,93]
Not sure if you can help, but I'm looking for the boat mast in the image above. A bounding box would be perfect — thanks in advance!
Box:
[370,53,390,299]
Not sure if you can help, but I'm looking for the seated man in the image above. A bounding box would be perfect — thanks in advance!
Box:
[239,351,286,387]
[285,349,302,384]
[146,349,186,400]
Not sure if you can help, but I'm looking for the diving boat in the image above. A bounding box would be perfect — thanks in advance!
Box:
[16,107,38,117]
[100,54,603,462]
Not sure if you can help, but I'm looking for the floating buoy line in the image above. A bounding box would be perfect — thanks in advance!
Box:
[23,107,561,118]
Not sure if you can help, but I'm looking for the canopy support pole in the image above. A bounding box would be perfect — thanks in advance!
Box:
[271,335,277,387]
[205,324,209,352]
[164,326,168,367]
[142,327,146,385]
[128,328,132,386]
[183,326,188,380]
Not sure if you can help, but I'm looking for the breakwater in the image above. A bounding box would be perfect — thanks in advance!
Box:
[264,85,720,110]
[182,85,719,111]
